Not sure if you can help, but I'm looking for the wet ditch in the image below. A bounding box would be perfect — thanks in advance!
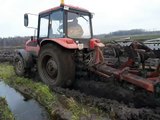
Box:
[0,81,50,120]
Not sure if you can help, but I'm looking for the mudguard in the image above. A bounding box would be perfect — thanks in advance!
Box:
[40,38,78,49]
[15,49,33,68]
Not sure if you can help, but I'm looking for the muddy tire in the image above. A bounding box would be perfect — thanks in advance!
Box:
[14,54,26,76]
[38,44,75,87]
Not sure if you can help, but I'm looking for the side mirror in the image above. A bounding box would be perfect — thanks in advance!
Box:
[24,14,29,27]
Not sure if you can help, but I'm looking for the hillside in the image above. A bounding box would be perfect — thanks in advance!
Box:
[95,29,160,42]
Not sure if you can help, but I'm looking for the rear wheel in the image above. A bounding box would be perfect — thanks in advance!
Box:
[38,44,75,87]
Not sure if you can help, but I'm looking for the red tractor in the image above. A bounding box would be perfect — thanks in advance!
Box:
[14,2,104,87]
[14,2,160,97]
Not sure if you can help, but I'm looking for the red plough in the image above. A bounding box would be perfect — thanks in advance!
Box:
[91,41,160,96]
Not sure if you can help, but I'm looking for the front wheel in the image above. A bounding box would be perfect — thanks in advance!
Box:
[38,44,75,87]
[14,54,26,76]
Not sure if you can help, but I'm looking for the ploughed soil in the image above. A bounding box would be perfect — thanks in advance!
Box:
[52,77,160,120]
[0,49,14,63]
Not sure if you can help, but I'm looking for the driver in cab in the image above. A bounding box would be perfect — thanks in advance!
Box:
[67,18,84,38]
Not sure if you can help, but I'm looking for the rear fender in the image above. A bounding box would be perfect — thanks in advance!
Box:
[15,49,33,68]
[40,38,78,49]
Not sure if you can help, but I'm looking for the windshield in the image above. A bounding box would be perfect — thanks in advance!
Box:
[67,12,91,39]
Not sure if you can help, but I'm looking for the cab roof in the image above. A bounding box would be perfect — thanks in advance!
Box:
[39,4,90,15]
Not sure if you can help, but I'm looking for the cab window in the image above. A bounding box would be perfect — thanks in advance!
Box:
[39,16,49,38]
[49,10,63,38]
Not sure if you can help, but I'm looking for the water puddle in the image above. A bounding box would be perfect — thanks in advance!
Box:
[0,81,49,120]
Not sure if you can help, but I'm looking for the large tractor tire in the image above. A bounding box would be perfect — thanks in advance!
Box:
[38,44,75,87]
[14,54,26,76]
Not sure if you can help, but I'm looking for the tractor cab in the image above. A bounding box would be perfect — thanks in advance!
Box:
[24,4,95,50]
[24,4,104,50]
[38,4,92,40]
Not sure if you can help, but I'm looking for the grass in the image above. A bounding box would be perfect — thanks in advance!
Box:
[0,63,108,120]
[0,97,14,120]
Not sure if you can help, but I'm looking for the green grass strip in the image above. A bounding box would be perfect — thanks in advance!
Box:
[0,97,14,120]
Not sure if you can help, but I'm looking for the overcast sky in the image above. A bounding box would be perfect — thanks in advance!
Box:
[0,0,160,37]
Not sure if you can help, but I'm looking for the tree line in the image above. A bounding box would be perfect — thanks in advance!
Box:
[0,36,30,48]
[109,29,160,36]
[95,29,160,39]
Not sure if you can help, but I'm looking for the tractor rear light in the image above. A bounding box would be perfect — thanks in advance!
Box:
[66,39,74,44]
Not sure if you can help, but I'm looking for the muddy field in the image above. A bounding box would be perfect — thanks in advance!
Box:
[52,78,160,120]
[0,48,15,63]
[0,49,160,120]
